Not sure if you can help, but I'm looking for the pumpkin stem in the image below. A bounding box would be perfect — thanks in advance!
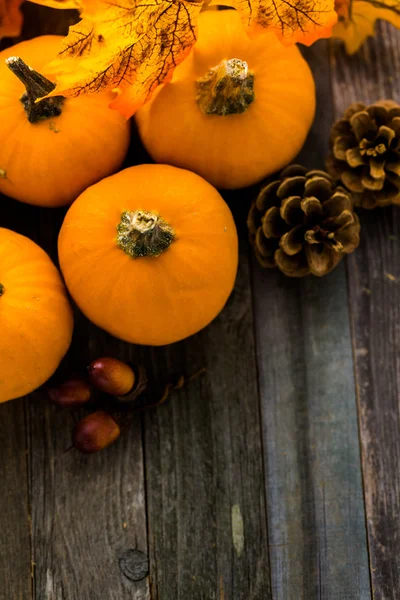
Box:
[5,56,65,124]
[0,283,4,297]
[116,210,175,258]
[196,58,255,116]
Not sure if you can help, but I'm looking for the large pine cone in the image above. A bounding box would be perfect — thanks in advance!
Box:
[248,165,360,277]
[326,101,400,209]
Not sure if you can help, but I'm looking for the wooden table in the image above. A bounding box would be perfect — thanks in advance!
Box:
[1,6,400,599]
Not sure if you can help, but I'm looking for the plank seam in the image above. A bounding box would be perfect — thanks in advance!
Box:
[343,253,375,599]
[339,238,378,600]
[248,250,274,600]
[140,411,156,600]
[24,397,34,600]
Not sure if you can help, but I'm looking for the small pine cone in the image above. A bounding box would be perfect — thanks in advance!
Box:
[326,101,400,209]
[248,165,360,277]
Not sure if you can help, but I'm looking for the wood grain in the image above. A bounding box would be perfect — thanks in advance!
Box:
[1,8,150,600]
[0,399,32,600]
[251,41,371,599]
[5,5,400,599]
[0,17,39,599]
[331,23,400,599]
[142,232,271,600]
[27,372,149,600]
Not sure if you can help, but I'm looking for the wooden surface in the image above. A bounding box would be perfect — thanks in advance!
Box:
[331,23,400,599]
[1,7,400,600]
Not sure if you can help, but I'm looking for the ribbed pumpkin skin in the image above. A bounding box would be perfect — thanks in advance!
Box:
[58,164,238,346]
[0,229,73,403]
[0,36,130,207]
[135,10,316,190]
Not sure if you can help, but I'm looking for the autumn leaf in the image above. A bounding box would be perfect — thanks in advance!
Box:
[210,0,337,45]
[44,0,203,118]
[0,0,24,38]
[43,0,337,118]
[333,0,400,53]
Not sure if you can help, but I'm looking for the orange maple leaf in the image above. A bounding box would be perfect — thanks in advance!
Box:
[0,0,24,38]
[212,0,337,45]
[333,0,400,53]
[42,0,337,118]
[44,0,203,118]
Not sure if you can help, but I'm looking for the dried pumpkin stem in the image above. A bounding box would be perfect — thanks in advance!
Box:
[0,284,4,297]
[116,210,175,258]
[196,58,255,116]
[5,56,64,124]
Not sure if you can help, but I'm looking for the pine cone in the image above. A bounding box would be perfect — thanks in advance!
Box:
[326,101,400,209]
[248,165,360,277]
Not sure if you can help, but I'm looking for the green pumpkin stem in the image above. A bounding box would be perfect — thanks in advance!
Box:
[196,58,255,116]
[116,210,175,258]
[5,56,65,124]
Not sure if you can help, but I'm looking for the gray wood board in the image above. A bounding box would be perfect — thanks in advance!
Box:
[331,23,400,599]
[0,13,43,599]
[251,40,371,599]
[0,399,31,600]
[142,232,272,600]
[1,8,150,600]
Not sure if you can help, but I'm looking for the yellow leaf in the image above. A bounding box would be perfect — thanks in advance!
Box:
[0,0,24,38]
[211,0,338,45]
[45,0,203,118]
[333,0,400,53]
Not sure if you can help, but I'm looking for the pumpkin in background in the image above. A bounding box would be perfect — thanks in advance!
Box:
[58,164,238,346]
[0,229,73,403]
[0,36,130,207]
[135,10,316,190]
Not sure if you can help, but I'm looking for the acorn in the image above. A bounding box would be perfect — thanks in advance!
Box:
[88,357,136,396]
[48,378,91,408]
[88,357,148,404]
[72,410,121,454]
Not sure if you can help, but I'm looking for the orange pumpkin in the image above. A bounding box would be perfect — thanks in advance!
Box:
[135,10,316,190]
[0,36,130,207]
[0,228,73,403]
[58,164,238,346]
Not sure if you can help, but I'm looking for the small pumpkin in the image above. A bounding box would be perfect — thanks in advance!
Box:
[0,228,73,403]
[135,10,316,190]
[0,36,130,207]
[58,164,238,346]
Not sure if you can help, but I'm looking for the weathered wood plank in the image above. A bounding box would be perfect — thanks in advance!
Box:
[143,230,271,600]
[2,8,150,599]
[27,355,149,600]
[251,40,371,599]
[0,22,35,594]
[0,399,32,600]
[331,24,400,598]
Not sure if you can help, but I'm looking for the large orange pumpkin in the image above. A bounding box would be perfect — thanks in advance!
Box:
[58,164,238,346]
[136,10,316,190]
[0,228,73,403]
[0,36,130,207]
